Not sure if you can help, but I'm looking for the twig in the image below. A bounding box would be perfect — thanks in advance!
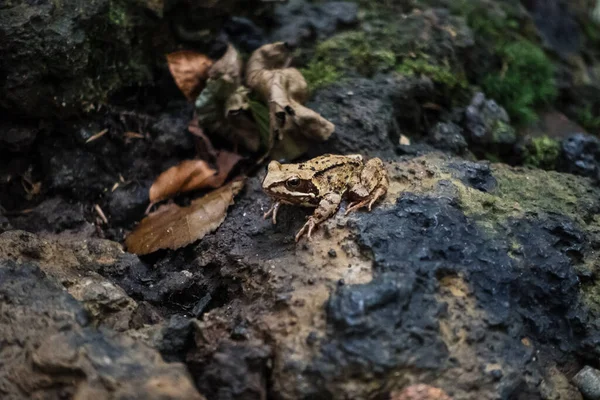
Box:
[94,204,109,224]
[86,129,108,143]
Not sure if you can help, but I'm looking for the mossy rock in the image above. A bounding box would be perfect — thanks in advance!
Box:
[0,0,165,118]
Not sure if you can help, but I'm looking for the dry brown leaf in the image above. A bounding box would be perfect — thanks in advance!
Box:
[149,151,243,203]
[149,160,217,203]
[126,179,244,255]
[245,42,335,153]
[167,51,213,101]
[189,115,218,161]
[208,151,243,188]
[391,385,453,400]
[208,43,243,85]
[194,45,261,153]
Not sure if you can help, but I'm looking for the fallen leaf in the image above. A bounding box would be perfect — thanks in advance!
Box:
[149,152,243,204]
[149,160,217,203]
[195,46,261,152]
[208,151,244,188]
[126,179,244,255]
[391,385,453,400]
[167,51,213,101]
[189,115,218,161]
[245,42,335,160]
[209,43,243,85]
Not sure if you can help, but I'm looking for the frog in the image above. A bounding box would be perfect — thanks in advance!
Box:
[261,154,389,241]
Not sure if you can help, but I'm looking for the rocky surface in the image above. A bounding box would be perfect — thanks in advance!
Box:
[0,257,204,399]
[2,0,600,399]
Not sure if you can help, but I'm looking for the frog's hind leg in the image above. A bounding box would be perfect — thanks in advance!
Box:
[295,193,342,242]
[345,158,388,215]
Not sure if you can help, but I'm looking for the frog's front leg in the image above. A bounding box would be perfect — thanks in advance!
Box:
[295,193,342,242]
[264,201,281,224]
[345,158,388,215]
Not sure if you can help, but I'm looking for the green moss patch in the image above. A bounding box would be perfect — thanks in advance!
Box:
[522,136,561,169]
[299,61,343,93]
[482,41,557,124]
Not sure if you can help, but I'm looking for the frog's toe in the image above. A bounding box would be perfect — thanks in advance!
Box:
[295,218,316,242]
[345,200,368,215]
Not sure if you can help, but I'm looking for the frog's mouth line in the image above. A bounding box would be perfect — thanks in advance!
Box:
[267,190,319,206]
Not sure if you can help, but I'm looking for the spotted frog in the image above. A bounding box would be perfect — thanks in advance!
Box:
[262,154,389,241]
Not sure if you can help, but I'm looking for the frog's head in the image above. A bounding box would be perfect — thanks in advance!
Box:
[262,160,319,205]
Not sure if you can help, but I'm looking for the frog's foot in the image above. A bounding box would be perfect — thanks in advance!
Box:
[263,202,281,224]
[295,217,317,242]
[345,187,387,215]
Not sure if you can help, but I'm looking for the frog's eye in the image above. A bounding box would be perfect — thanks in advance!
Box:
[286,177,301,189]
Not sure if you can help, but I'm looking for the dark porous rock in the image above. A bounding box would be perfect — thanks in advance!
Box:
[558,133,600,181]
[159,315,195,362]
[0,210,12,234]
[108,182,150,226]
[0,118,39,152]
[0,0,164,118]
[171,154,600,399]
[522,0,581,56]
[193,340,272,400]
[317,272,447,378]
[446,160,497,192]
[306,76,434,159]
[427,122,469,156]
[270,0,358,46]
[573,366,600,400]
[43,143,116,200]
[150,105,196,159]
[0,260,204,399]
[10,197,91,235]
[462,92,517,155]
[222,16,267,53]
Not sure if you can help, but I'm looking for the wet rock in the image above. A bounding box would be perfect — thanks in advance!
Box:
[0,230,147,331]
[320,272,447,375]
[0,210,12,234]
[150,105,196,159]
[108,182,150,226]
[573,366,600,400]
[0,0,163,118]
[176,154,600,399]
[427,122,468,155]
[270,0,358,46]
[43,144,116,200]
[222,16,267,52]
[0,119,39,151]
[558,133,600,181]
[446,160,497,192]
[523,0,581,56]
[462,92,517,156]
[306,76,434,158]
[159,316,196,362]
[0,261,204,399]
[194,340,271,400]
[9,197,91,235]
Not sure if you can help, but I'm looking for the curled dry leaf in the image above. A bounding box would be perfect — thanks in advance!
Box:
[149,160,217,203]
[126,179,244,255]
[167,51,213,101]
[209,44,243,85]
[195,44,260,152]
[149,151,243,203]
[391,385,453,400]
[245,42,335,158]
[189,115,218,161]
